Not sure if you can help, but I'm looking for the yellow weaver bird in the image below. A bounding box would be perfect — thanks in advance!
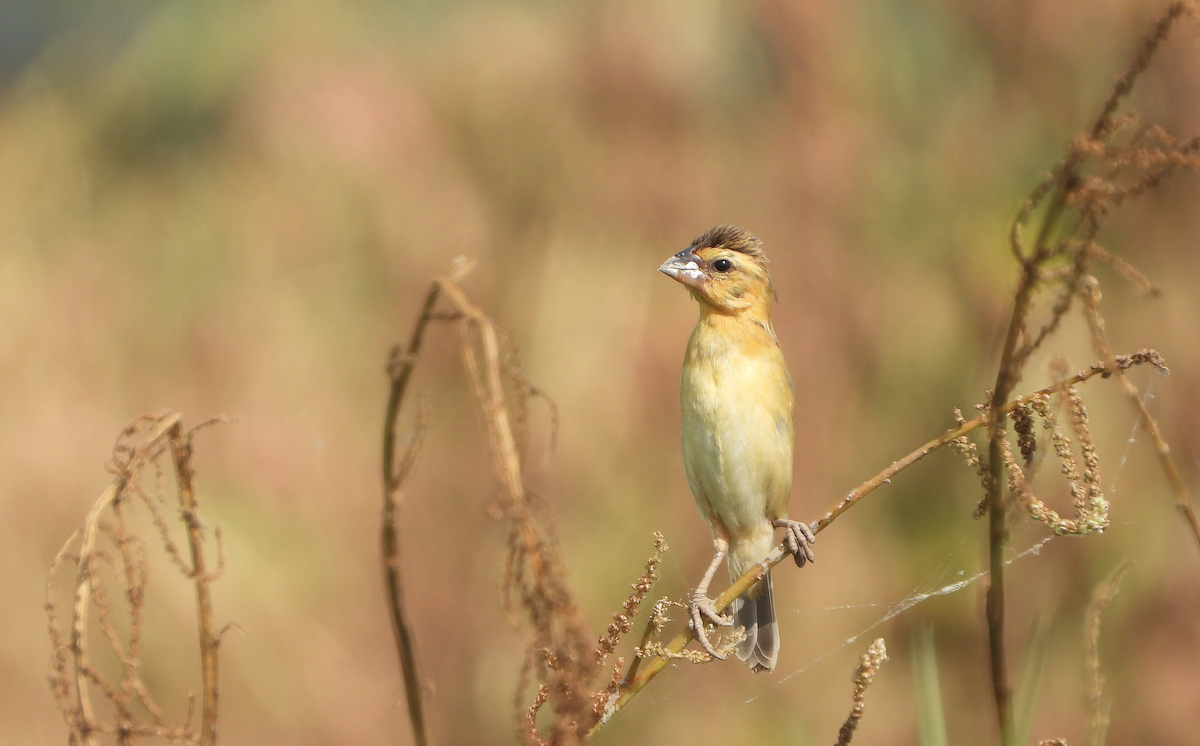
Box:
[659,225,815,672]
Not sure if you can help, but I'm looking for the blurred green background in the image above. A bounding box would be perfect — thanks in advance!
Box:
[4,0,1200,744]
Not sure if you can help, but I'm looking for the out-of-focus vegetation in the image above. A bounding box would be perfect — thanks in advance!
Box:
[4,0,1200,744]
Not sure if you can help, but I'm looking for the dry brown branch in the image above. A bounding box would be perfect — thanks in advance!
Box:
[384,265,635,745]
[437,279,598,746]
[1085,561,1133,746]
[981,6,1200,741]
[168,423,221,746]
[1087,243,1160,297]
[379,259,473,746]
[1080,275,1200,553]
[588,352,1166,734]
[46,412,224,746]
[834,639,888,746]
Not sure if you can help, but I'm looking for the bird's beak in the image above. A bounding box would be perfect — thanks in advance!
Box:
[658,250,706,290]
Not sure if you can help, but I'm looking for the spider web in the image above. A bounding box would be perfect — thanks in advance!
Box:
[742,377,1154,704]
[744,536,1053,704]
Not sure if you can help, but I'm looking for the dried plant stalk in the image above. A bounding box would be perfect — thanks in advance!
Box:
[384,264,607,745]
[46,412,225,746]
[981,6,1200,741]
[379,259,472,746]
[437,279,597,745]
[1085,561,1133,746]
[834,639,888,746]
[168,422,222,746]
[1080,275,1200,552]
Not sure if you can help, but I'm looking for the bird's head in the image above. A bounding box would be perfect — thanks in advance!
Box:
[658,225,775,315]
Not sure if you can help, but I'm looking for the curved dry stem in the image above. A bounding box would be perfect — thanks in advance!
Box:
[46,412,224,746]
[1080,276,1200,554]
[379,269,458,746]
[167,421,220,746]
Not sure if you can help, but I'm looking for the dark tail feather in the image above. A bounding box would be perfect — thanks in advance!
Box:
[734,573,778,672]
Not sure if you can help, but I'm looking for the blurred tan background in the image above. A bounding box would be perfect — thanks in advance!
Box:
[4,0,1200,744]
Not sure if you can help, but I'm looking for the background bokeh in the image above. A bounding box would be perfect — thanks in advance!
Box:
[4,0,1200,744]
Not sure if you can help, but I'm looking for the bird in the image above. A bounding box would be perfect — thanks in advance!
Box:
[658,224,815,672]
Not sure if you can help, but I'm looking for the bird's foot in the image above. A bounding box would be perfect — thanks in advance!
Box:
[774,518,817,567]
[688,590,733,660]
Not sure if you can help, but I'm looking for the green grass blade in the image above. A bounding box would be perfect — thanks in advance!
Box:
[1012,612,1054,746]
[912,624,949,746]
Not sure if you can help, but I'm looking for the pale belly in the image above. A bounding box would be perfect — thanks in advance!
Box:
[680,353,794,543]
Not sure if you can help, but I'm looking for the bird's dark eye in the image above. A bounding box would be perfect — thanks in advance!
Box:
[713,258,732,272]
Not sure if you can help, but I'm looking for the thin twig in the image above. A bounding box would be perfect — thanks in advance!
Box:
[1089,2,1189,143]
[1085,561,1133,746]
[380,268,460,746]
[384,266,594,745]
[1080,276,1200,553]
[70,483,119,746]
[70,415,181,746]
[379,258,474,746]
[168,422,220,746]
[438,279,596,745]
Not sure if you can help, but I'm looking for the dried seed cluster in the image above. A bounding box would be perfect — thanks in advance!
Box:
[958,386,1110,537]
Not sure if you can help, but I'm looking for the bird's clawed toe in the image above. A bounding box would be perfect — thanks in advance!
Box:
[689,591,733,659]
[775,518,817,567]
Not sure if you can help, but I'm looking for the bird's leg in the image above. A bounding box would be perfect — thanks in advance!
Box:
[689,537,734,659]
[774,518,817,567]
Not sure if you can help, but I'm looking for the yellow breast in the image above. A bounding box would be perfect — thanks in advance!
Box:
[680,312,795,541]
